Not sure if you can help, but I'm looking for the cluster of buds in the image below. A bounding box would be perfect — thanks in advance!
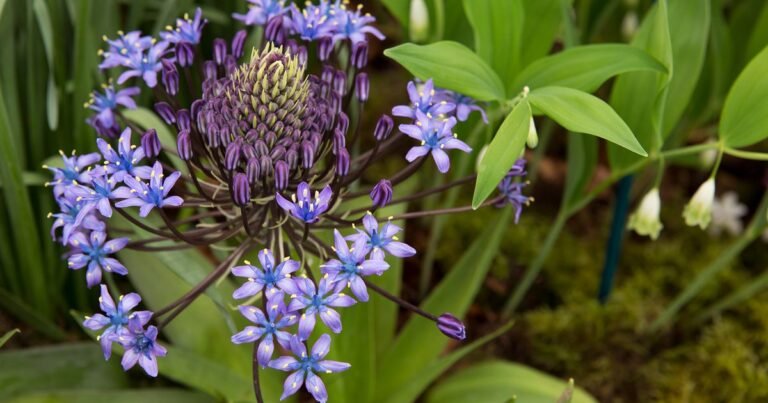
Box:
[48,1,530,402]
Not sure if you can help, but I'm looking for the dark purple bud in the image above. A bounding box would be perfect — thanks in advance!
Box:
[177,130,192,160]
[322,65,334,86]
[225,140,242,170]
[436,313,466,341]
[270,145,286,161]
[154,102,176,124]
[333,70,347,96]
[176,109,191,132]
[232,173,250,206]
[333,128,346,155]
[203,61,217,81]
[259,155,273,177]
[246,157,261,183]
[370,179,393,208]
[336,112,349,136]
[161,60,179,96]
[285,39,298,55]
[265,15,284,44]
[330,93,342,115]
[274,160,289,190]
[231,30,247,59]
[176,42,194,67]
[297,45,308,66]
[253,140,269,156]
[355,72,369,102]
[285,149,298,170]
[225,55,238,76]
[242,144,257,160]
[336,148,350,176]
[318,36,334,61]
[191,100,204,123]
[301,140,315,169]
[141,129,162,159]
[213,38,227,65]
[351,41,368,69]
[374,114,394,141]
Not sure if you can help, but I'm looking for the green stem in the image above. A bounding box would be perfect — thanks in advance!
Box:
[723,147,768,161]
[693,268,768,325]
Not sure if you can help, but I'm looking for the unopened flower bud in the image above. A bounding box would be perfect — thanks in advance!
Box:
[336,148,350,176]
[436,313,466,341]
[370,179,393,208]
[232,173,250,206]
[177,130,192,160]
[318,36,334,61]
[355,73,369,102]
[231,30,247,59]
[176,109,191,132]
[527,117,538,148]
[225,140,242,170]
[141,129,162,159]
[374,114,394,141]
[333,128,346,155]
[176,42,194,67]
[333,70,347,96]
[409,0,430,43]
[683,178,715,229]
[336,112,349,136]
[352,41,368,69]
[301,141,315,169]
[203,61,217,81]
[161,60,179,96]
[274,160,289,190]
[224,55,238,76]
[322,65,334,86]
[627,188,663,240]
[297,45,308,66]
[213,38,227,65]
[154,102,176,124]
[246,157,261,183]
[265,15,284,44]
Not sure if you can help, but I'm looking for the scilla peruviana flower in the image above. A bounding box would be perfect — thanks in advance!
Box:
[683,178,716,229]
[627,188,663,240]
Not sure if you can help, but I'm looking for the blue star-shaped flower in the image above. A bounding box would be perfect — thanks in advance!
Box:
[231,299,298,367]
[281,274,356,339]
[233,0,288,26]
[114,161,184,217]
[231,248,299,300]
[160,8,206,45]
[119,316,167,377]
[320,229,389,302]
[83,284,152,359]
[96,128,151,182]
[275,181,333,223]
[399,110,471,173]
[68,230,129,287]
[347,213,416,260]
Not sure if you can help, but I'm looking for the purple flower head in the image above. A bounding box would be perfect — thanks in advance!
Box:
[331,3,385,44]
[434,89,488,123]
[99,31,153,70]
[83,285,152,359]
[288,2,335,42]
[117,41,170,88]
[114,161,184,217]
[231,300,298,367]
[45,150,102,198]
[119,317,167,377]
[268,334,350,402]
[160,8,206,46]
[275,182,333,224]
[234,0,288,26]
[231,249,299,300]
[281,274,356,339]
[400,111,471,173]
[96,128,151,182]
[86,85,140,132]
[347,213,416,260]
[496,161,532,223]
[68,231,129,288]
[436,313,466,341]
[69,171,121,218]
[50,192,103,245]
[392,79,456,120]
[320,230,390,302]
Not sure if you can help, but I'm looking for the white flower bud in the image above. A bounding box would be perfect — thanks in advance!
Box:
[526,117,538,149]
[622,11,639,40]
[627,188,663,240]
[683,178,716,229]
[409,0,430,43]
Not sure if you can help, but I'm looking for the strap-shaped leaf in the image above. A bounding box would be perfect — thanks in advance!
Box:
[385,41,506,101]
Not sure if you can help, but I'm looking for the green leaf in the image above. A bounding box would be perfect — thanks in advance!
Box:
[425,360,598,403]
[463,0,523,91]
[720,45,768,148]
[384,41,506,101]
[381,322,514,403]
[519,0,562,69]
[0,343,129,400]
[376,207,514,396]
[0,288,66,340]
[0,171,48,188]
[513,44,667,93]
[0,329,19,348]
[563,135,597,208]
[7,389,214,403]
[472,100,531,209]
[381,0,410,30]
[528,86,646,156]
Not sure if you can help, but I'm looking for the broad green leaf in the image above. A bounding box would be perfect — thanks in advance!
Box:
[376,207,513,396]
[0,329,19,348]
[513,44,667,93]
[746,3,768,65]
[381,322,514,403]
[7,389,214,403]
[607,0,672,170]
[472,100,530,209]
[0,343,129,400]
[528,86,646,156]
[463,0,523,92]
[519,0,562,69]
[381,0,410,30]
[384,41,506,101]
[426,360,597,403]
[719,45,768,148]
[562,134,597,208]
